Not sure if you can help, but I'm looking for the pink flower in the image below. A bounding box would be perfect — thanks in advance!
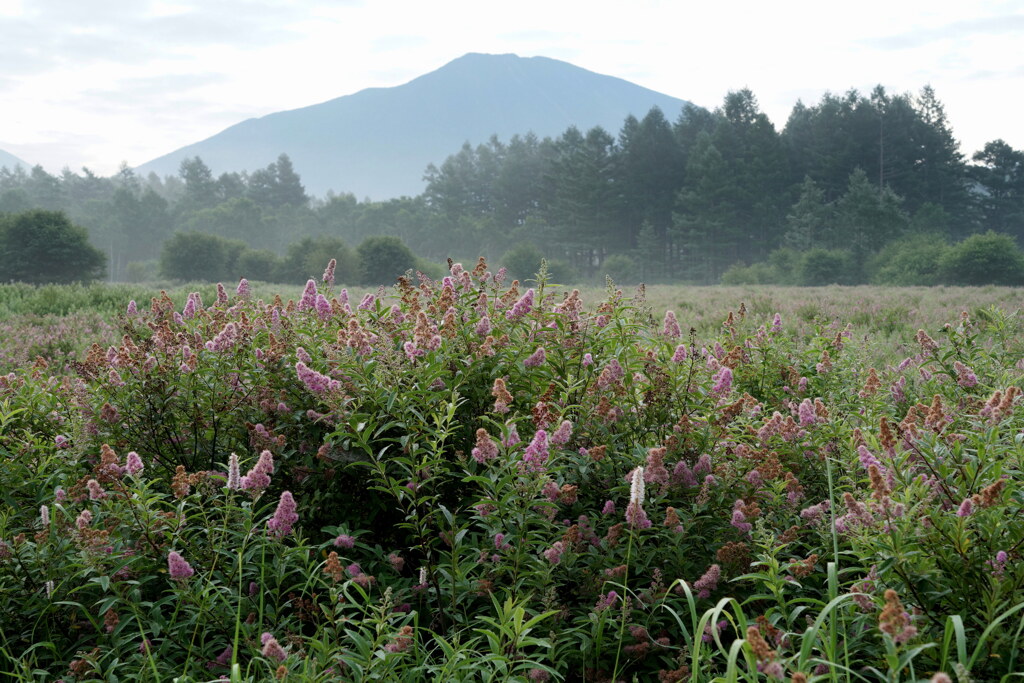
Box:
[711,366,732,395]
[523,346,546,368]
[126,300,138,315]
[662,310,682,338]
[582,353,593,366]
[671,344,688,363]
[956,498,973,517]
[543,541,564,564]
[521,430,549,472]
[298,280,318,310]
[295,361,340,394]
[358,294,375,310]
[261,633,287,661]
[475,316,491,336]
[471,429,499,463]
[954,361,978,388]
[693,564,721,599]
[798,398,816,426]
[267,491,299,538]
[167,551,195,580]
[322,258,337,285]
[236,278,250,299]
[550,420,573,445]
[601,500,615,515]
[505,288,535,320]
[125,452,144,476]
[86,479,106,501]
[241,450,274,491]
[334,534,355,548]
[75,509,92,530]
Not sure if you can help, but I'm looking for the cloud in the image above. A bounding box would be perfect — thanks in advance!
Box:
[371,34,430,52]
[869,13,1024,49]
[0,0,302,77]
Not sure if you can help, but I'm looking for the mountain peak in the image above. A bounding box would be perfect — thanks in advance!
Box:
[0,148,30,170]
[137,54,692,198]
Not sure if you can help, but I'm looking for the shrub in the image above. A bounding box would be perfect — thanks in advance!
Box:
[938,230,1024,286]
[0,210,106,284]
[797,247,856,285]
[235,248,280,283]
[601,253,639,284]
[2,260,1024,680]
[869,233,950,285]
[357,235,417,286]
[158,231,246,282]
[499,243,544,281]
[275,235,359,285]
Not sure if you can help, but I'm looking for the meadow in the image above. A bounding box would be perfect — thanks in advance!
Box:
[1,266,1023,682]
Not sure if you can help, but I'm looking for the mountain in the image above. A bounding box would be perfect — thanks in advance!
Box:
[137,53,692,199]
[0,149,29,170]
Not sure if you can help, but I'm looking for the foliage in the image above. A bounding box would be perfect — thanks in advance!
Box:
[869,233,950,286]
[0,210,106,284]
[159,231,247,282]
[938,230,1024,286]
[2,260,1024,681]
[357,235,417,286]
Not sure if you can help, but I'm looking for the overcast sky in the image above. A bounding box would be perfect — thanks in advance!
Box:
[1,0,1021,176]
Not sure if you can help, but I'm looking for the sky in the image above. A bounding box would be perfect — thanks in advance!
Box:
[0,0,1021,176]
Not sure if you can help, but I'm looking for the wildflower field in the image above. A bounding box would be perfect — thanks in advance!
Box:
[1,263,1024,682]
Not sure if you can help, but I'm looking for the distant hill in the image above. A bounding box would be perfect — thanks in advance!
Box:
[0,149,29,170]
[137,53,693,199]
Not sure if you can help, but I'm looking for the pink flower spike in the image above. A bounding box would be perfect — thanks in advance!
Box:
[267,491,299,538]
[167,551,195,580]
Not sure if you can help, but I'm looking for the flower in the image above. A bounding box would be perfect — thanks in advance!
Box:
[693,564,721,599]
[711,366,733,395]
[506,288,535,320]
[543,541,564,564]
[125,451,144,476]
[298,280,318,310]
[523,346,546,367]
[167,551,195,580]
[662,310,682,338]
[672,344,688,362]
[550,420,573,445]
[241,450,275,491]
[236,278,250,299]
[334,533,355,548]
[322,258,336,285]
[471,428,498,463]
[226,453,241,490]
[261,633,287,661]
[521,430,549,473]
[267,491,299,538]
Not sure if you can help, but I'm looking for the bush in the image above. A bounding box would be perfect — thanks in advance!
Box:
[357,235,417,286]
[720,261,776,285]
[235,248,280,283]
[3,263,1024,679]
[938,230,1024,286]
[159,231,246,282]
[499,243,544,282]
[600,253,639,284]
[869,233,949,285]
[797,247,856,285]
[0,210,106,284]
[275,235,359,285]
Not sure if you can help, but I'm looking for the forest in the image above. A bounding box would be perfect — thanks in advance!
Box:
[1,85,1022,286]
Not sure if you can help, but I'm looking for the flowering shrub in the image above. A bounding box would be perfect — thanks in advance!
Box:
[1,261,1023,681]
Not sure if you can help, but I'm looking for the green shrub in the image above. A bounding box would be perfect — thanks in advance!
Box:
[938,230,1024,285]
[0,210,106,284]
[869,233,949,285]
[357,235,417,286]
[159,231,246,282]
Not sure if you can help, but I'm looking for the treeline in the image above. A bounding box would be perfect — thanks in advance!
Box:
[421,86,1024,283]
[1,84,1023,285]
[0,154,439,284]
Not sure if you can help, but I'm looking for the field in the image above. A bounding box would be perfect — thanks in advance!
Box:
[1,270,1023,682]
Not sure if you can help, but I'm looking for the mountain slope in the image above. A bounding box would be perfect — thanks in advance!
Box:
[0,149,29,170]
[137,53,692,199]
